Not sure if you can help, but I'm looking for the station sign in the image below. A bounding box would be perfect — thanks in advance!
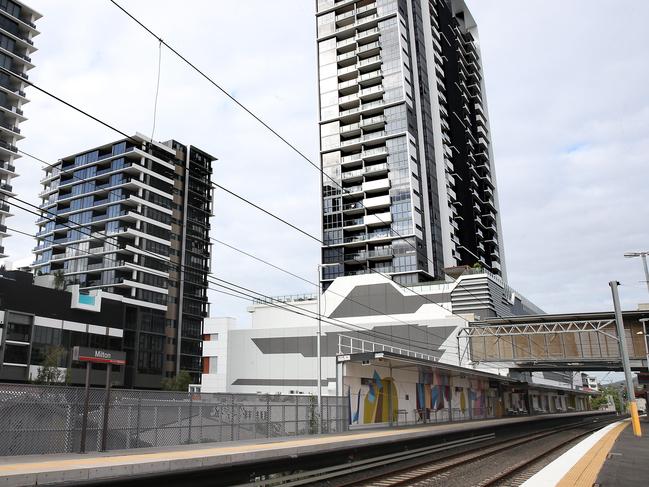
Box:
[72,346,126,365]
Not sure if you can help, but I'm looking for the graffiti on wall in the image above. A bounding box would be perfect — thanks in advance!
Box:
[349,370,398,424]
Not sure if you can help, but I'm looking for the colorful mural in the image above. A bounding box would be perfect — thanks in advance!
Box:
[349,369,398,424]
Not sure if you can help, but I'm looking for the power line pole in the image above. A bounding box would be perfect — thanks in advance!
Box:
[609,281,642,437]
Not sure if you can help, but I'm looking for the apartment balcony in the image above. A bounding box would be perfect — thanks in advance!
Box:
[343,217,364,230]
[364,211,391,226]
[344,251,367,263]
[360,115,386,132]
[357,40,380,58]
[358,69,382,86]
[336,50,357,67]
[482,211,496,222]
[0,139,17,156]
[363,194,390,209]
[362,146,388,161]
[338,93,359,110]
[0,160,15,174]
[357,54,381,72]
[356,26,380,42]
[356,3,378,16]
[342,186,363,199]
[338,78,359,95]
[341,167,363,182]
[358,84,384,102]
[340,152,362,167]
[362,177,389,193]
[342,201,364,214]
[337,64,358,81]
[0,182,14,195]
[335,9,355,27]
[364,162,388,176]
[367,248,393,260]
[336,37,356,52]
[340,121,361,137]
[343,233,367,246]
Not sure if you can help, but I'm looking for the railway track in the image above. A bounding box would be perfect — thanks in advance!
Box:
[345,418,617,487]
[242,415,618,487]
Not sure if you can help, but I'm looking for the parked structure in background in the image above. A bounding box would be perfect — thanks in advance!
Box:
[0,0,40,257]
[32,133,215,388]
[201,271,546,396]
[316,0,505,289]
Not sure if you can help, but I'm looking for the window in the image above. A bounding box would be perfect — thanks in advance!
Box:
[209,356,218,374]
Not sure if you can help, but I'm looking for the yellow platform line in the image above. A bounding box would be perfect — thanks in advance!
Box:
[0,422,456,476]
[556,420,628,487]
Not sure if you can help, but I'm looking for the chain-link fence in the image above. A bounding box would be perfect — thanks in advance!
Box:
[0,383,349,456]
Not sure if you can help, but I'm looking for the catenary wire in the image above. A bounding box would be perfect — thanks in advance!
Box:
[8,199,462,355]
[4,68,546,363]
[106,0,503,304]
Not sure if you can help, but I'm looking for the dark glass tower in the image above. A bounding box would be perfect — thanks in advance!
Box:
[316,0,506,288]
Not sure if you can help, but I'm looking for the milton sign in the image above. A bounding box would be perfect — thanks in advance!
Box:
[72,346,126,366]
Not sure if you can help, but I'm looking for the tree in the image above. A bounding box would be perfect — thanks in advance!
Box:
[591,385,622,412]
[52,270,66,290]
[33,346,68,385]
[161,370,193,391]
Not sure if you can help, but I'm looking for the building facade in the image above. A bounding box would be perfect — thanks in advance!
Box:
[32,133,215,387]
[201,271,542,396]
[0,0,40,257]
[0,270,128,386]
[316,0,505,288]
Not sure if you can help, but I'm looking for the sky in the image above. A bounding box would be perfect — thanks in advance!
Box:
[3,0,649,349]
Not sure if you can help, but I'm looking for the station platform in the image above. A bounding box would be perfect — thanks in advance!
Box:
[522,414,648,486]
[0,411,609,487]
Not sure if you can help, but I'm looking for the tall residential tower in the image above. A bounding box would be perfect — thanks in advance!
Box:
[0,0,40,257]
[33,134,214,388]
[317,0,505,287]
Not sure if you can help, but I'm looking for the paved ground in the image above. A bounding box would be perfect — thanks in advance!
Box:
[595,415,649,487]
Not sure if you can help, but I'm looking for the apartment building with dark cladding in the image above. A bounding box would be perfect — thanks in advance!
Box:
[0,270,128,386]
[316,0,506,288]
[0,0,40,257]
[32,134,215,387]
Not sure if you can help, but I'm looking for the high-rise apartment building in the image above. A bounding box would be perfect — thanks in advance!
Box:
[316,0,505,287]
[0,0,39,257]
[32,134,214,388]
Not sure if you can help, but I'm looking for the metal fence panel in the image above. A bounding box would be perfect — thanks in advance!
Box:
[0,384,349,456]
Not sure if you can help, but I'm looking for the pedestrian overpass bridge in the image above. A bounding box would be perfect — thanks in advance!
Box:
[458,311,649,371]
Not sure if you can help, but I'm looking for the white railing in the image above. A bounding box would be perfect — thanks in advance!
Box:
[338,335,438,362]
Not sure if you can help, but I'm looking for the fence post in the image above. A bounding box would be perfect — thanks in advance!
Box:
[230,394,235,441]
[295,396,299,436]
[266,395,271,438]
[100,363,112,452]
[79,362,91,453]
[188,392,193,444]
[135,393,141,448]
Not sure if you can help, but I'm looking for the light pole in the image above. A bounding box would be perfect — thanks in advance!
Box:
[624,251,649,296]
[609,281,642,437]
[316,263,336,434]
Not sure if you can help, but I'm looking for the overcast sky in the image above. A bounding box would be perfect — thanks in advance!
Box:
[4,0,649,347]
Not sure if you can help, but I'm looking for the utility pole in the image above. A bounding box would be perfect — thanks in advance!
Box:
[316,265,322,434]
[609,281,642,437]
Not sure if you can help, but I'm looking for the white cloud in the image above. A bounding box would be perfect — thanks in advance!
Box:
[3,0,648,326]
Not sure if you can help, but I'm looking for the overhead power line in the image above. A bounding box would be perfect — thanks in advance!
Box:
[4,61,544,364]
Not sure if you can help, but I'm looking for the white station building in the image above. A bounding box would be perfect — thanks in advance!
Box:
[200,270,569,397]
